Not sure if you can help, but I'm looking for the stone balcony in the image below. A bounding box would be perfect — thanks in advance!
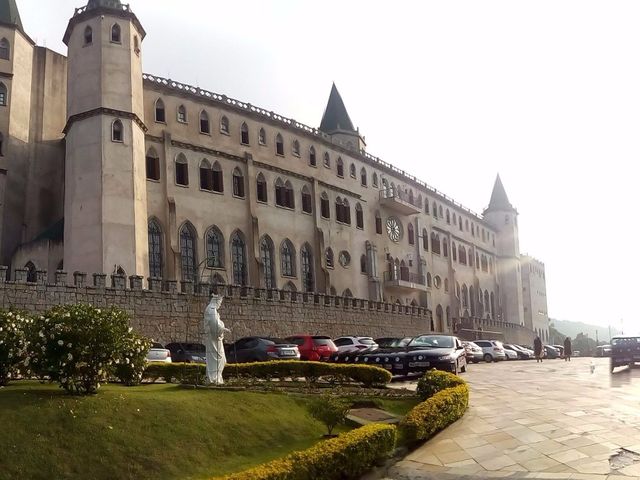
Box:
[383,269,427,292]
[379,188,422,215]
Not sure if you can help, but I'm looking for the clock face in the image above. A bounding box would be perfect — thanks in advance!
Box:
[386,217,402,242]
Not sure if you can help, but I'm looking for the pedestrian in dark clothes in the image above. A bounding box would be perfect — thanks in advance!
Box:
[534,336,543,362]
[564,337,572,362]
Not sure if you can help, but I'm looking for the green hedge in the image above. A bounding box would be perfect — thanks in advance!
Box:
[214,423,397,480]
[144,361,392,387]
[400,370,469,444]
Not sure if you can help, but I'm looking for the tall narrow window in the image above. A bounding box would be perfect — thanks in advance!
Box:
[459,217,463,230]
[148,220,163,278]
[111,119,123,142]
[343,199,351,224]
[0,83,7,106]
[284,180,295,208]
[408,224,415,245]
[443,239,448,257]
[241,122,249,145]
[301,244,314,292]
[431,233,441,255]
[259,128,266,145]
[275,178,286,207]
[336,157,344,177]
[425,198,429,214]
[0,132,4,156]
[459,245,466,265]
[212,161,223,192]
[25,262,36,283]
[323,152,330,168]
[281,240,296,277]
[320,192,330,219]
[373,173,378,187]
[275,134,284,155]
[155,99,165,123]
[177,105,187,123]
[349,163,356,178]
[422,229,428,250]
[452,242,457,261]
[200,111,210,134]
[309,146,317,166]
[360,255,367,274]
[146,148,160,181]
[292,140,300,157]
[232,167,245,198]
[199,159,213,190]
[205,227,224,268]
[375,212,382,234]
[175,154,188,185]
[325,248,334,269]
[0,38,8,61]
[231,231,248,286]
[220,116,229,134]
[133,35,140,54]
[355,203,364,229]
[439,206,444,218]
[301,186,312,214]
[432,203,438,217]
[446,210,451,224]
[111,24,121,43]
[260,236,275,289]
[360,168,367,186]
[84,27,93,45]
[256,173,268,203]
[180,223,197,282]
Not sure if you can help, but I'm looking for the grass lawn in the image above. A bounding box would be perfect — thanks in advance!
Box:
[0,382,417,480]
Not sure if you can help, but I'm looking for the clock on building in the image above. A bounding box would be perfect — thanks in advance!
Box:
[386,217,402,242]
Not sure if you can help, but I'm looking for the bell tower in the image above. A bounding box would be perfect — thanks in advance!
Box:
[483,175,525,326]
[62,0,148,277]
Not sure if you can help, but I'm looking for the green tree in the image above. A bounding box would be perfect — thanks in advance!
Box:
[307,395,351,436]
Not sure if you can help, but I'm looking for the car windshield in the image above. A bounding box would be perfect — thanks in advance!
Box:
[151,342,164,349]
[408,335,454,348]
[394,338,412,347]
[612,337,639,346]
[266,338,288,345]
[312,337,334,346]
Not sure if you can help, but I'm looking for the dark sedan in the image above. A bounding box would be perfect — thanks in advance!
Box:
[225,337,300,363]
[165,342,206,364]
[375,337,413,348]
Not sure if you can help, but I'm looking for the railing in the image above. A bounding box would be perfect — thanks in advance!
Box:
[74,3,132,16]
[384,269,426,286]
[142,72,488,223]
[379,187,421,208]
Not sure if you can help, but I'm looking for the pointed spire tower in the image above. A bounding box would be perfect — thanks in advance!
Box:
[483,174,525,327]
[319,84,366,152]
[0,0,23,31]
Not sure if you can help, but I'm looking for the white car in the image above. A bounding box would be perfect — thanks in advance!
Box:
[146,342,172,363]
[474,339,507,362]
[333,336,378,353]
[503,348,518,360]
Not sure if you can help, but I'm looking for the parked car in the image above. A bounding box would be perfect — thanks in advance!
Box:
[503,347,518,360]
[473,340,507,362]
[165,342,206,364]
[226,337,300,363]
[544,345,560,359]
[504,344,531,360]
[595,345,611,357]
[284,335,337,361]
[552,345,565,357]
[146,342,172,363]
[573,350,581,357]
[375,337,412,348]
[462,341,484,363]
[333,336,378,353]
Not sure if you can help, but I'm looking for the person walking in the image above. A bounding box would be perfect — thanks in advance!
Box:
[564,336,572,362]
[534,336,543,363]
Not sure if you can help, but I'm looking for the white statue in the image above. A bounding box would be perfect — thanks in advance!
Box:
[203,294,230,385]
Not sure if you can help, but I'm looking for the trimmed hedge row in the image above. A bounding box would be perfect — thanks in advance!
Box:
[400,370,469,444]
[214,423,397,480]
[144,360,392,387]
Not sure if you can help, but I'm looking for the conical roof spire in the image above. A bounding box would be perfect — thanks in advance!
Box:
[0,0,23,30]
[487,174,514,211]
[319,83,356,134]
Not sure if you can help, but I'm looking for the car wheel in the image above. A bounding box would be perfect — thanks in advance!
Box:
[484,353,492,363]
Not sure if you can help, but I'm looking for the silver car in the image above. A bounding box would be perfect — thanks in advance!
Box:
[146,342,172,363]
[473,340,507,362]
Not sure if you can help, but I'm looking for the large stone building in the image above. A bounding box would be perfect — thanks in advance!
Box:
[0,0,550,340]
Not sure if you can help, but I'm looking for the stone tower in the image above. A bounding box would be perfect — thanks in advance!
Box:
[483,175,525,326]
[62,0,148,277]
[319,83,366,152]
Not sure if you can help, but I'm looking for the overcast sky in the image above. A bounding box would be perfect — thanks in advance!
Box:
[19,0,640,332]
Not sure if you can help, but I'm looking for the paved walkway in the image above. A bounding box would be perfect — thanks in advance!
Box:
[388,357,640,480]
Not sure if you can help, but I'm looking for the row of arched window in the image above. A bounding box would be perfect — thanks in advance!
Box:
[82,24,140,54]
[456,283,496,318]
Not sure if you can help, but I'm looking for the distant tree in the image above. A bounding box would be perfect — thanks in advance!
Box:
[572,332,597,356]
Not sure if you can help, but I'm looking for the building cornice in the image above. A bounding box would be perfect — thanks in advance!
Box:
[252,160,312,183]
[63,107,147,134]
[170,140,245,164]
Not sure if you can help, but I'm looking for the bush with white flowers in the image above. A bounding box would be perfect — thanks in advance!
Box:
[27,304,149,395]
[0,311,30,386]
[113,332,152,386]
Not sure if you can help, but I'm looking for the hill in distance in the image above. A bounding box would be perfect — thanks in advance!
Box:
[550,318,620,343]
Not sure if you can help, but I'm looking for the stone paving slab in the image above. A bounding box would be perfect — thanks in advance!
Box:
[387,358,640,479]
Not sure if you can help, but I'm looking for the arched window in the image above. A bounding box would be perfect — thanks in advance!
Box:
[177,105,187,123]
[446,209,450,224]
[148,219,163,278]
[336,157,344,177]
[431,233,441,255]
[323,152,330,168]
[175,153,188,186]
[111,119,123,142]
[489,258,494,274]
[281,240,296,277]
[461,284,468,309]
[134,35,140,54]
[360,168,367,186]
[452,242,457,261]
[231,231,248,286]
[275,133,284,155]
[241,122,249,145]
[292,139,300,157]
[426,272,432,287]
[442,238,448,257]
[111,24,121,43]
[0,38,8,61]
[468,248,474,267]
[301,185,312,214]
[259,127,266,145]
[409,190,414,204]
[349,163,356,178]
[444,278,449,293]
[0,82,7,106]
[465,219,469,231]
[439,206,443,218]
[475,252,480,268]
[309,146,316,166]
[425,198,430,214]
[154,99,165,123]
[452,213,456,225]
[260,236,275,289]
[469,286,475,316]
[459,217,463,230]
[372,172,378,187]
[199,159,213,190]
[146,148,160,181]
[0,132,5,156]
[256,173,268,203]
[232,167,245,198]
[335,198,351,224]
[375,211,382,234]
[490,292,495,317]
[360,254,367,274]
[422,229,428,250]
[432,202,438,217]
[283,281,297,292]
[325,248,334,269]
[458,245,467,265]
[199,111,210,134]
[180,223,197,282]
[25,262,36,283]
[320,192,330,219]
[212,161,223,192]
[275,178,294,208]
[355,203,364,229]
[220,116,229,135]
[301,244,314,292]
[205,226,224,268]
[285,181,294,208]
[407,223,415,245]
[343,289,353,298]
[471,224,475,236]
[211,274,226,287]
[84,26,93,45]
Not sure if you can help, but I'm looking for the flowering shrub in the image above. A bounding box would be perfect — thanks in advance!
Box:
[113,332,152,386]
[27,304,149,395]
[0,311,30,386]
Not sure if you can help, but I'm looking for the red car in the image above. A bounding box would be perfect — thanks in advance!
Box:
[284,335,338,361]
